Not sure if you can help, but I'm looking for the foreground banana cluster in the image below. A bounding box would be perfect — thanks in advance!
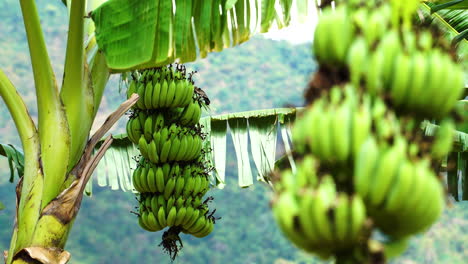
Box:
[126,65,216,259]
[273,0,463,262]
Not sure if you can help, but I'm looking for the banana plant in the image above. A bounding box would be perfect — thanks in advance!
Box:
[0,0,466,263]
[0,0,314,263]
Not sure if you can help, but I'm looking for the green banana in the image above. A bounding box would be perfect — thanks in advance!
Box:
[136,82,146,109]
[348,195,366,242]
[168,135,181,161]
[146,211,162,231]
[144,82,154,109]
[146,166,157,192]
[127,80,137,99]
[147,140,159,164]
[174,177,185,197]
[143,115,154,142]
[164,177,176,199]
[152,82,161,108]
[368,139,405,207]
[138,136,149,159]
[159,79,169,107]
[132,167,143,192]
[354,137,379,199]
[166,80,176,107]
[389,53,412,107]
[159,139,172,163]
[174,207,187,226]
[157,206,167,227]
[347,37,368,88]
[333,193,350,245]
[155,167,165,193]
[166,206,178,226]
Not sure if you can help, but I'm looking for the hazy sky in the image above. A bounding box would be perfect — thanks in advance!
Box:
[261,2,319,44]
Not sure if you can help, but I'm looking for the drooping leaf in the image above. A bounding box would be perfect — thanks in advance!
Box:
[261,0,277,33]
[228,117,253,187]
[91,0,159,70]
[0,143,24,182]
[210,119,228,189]
[279,112,297,174]
[249,115,278,182]
[91,0,315,71]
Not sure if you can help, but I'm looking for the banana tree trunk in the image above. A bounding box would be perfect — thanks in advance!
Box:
[3,93,138,263]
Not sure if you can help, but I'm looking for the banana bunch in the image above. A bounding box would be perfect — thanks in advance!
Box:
[274,0,463,262]
[138,193,215,238]
[292,85,372,163]
[127,65,195,109]
[314,0,464,119]
[273,156,367,258]
[313,7,355,66]
[132,159,210,196]
[354,135,444,238]
[125,64,216,259]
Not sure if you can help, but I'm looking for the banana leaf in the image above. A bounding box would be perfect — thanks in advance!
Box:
[421,2,468,43]
[249,115,278,183]
[91,0,313,71]
[0,143,24,182]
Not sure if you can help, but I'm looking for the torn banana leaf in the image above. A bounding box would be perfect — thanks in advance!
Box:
[228,117,253,187]
[249,115,278,182]
[91,0,313,71]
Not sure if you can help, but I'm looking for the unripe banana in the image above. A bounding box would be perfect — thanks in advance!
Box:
[146,211,162,231]
[389,53,411,107]
[138,165,150,192]
[168,136,181,161]
[146,166,157,192]
[152,82,161,108]
[174,207,187,226]
[143,115,154,142]
[354,137,379,199]
[368,139,405,207]
[166,80,176,107]
[136,83,146,109]
[159,80,169,107]
[157,206,167,227]
[164,177,176,199]
[333,193,350,246]
[166,206,178,226]
[132,167,143,192]
[174,177,185,197]
[144,82,154,109]
[138,136,149,159]
[127,81,137,99]
[347,37,368,87]
[147,140,159,164]
[193,219,214,238]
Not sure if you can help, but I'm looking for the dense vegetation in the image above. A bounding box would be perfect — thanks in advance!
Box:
[0,1,467,263]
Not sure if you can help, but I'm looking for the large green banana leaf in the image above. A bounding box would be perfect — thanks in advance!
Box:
[90,0,313,71]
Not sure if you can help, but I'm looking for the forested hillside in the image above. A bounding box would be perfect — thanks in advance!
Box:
[0,1,467,264]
